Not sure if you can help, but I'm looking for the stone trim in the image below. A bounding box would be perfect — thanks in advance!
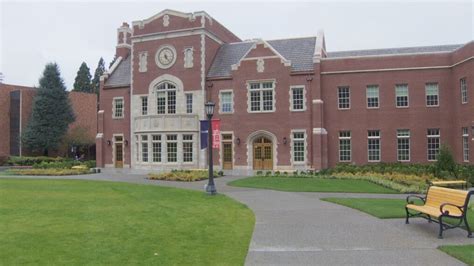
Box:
[246,130,278,170]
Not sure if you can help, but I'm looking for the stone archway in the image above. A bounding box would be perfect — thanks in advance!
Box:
[246,130,278,170]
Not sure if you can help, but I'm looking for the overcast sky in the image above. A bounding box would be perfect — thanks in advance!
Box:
[1,1,472,89]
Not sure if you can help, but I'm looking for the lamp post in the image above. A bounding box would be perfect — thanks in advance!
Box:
[205,101,216,195]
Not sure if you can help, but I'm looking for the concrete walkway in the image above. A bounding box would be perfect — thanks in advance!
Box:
[1,171,472,265]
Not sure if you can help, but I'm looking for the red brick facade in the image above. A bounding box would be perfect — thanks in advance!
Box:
[97,9,473,172]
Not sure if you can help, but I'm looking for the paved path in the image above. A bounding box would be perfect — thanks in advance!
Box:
[1,171,472,265]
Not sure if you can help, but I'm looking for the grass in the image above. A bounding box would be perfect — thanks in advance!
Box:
[0,178,254,265]
[228,176,399,193]
[322,197,474,265]
[438,245,474,265]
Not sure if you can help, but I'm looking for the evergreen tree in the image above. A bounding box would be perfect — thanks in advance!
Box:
[109,55,117,68]
[92,57,106,96]
[22,63,75,156]
[73,62,92,93]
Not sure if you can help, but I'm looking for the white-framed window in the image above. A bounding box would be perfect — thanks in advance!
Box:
[397,129,410,162]
[366,85,379,108]
[183,134,193,162]
[185,93,193,114]
[462,127,469,162]
[248,81,275,112]
[166,135,178,163]
[141,135,148,162]
[425,83,439,107]
[156,82,176,114]
[292,131,306,163]
[427,128,440,161]
[152,135,161,162]
[460,78,467,104]
[339,131,351,162]
[141,96,148,115]
[220,91,233,113]
[290,86,305,111]
[395,84,409,107]
[368,130,381,162]
[338,86,350,109]
[112,97,124,118]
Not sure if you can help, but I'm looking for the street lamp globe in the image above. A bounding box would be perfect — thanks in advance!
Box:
[205,101,215,117]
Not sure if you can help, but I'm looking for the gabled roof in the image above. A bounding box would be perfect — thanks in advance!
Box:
[326,44,463,58]
[104,56,131,88]
[207,37,316,78]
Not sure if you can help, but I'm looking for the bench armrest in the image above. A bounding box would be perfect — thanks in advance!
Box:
[440,203,464,216]
[406,195,425,205]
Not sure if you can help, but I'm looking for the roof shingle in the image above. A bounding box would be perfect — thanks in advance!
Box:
[105,56,131,87]
[326,44,462,58]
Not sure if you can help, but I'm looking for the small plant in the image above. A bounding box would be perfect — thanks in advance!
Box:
[274,171,281,176]
[265,171,272,176]
[283,171,288,175]
[217,170,224,176]
[434,145,458,178]
[256,171,263,176]
[148,170,221,182]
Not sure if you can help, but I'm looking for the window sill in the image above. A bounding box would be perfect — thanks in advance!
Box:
[396,106,409,109]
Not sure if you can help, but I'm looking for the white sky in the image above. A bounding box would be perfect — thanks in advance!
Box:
[1,0,473,89]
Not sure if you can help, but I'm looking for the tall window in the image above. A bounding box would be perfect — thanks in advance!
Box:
[368,130,381,162]
[220,91,233,113]
[291,87,305,111]
[152,135,161,162]
[338,86,350,109]
[339,131,351,162]
[156,82,176,114]
[186,93,193,114]
[397,129,410,161]
[366,85,379,108]
[395,84,409,107]
[166,135,178,162]
[141,96,148,115]
[427,128,440,161]
[113,98,124,118]
[292,132,305,163]
[183,134,193,162]
[141,135,148,162]
[249,81,275,112]
[463,127,469,162]
[425,83,439,106]
[460,78,467,104]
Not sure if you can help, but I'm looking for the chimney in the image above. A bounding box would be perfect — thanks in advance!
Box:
[116,22,132,59]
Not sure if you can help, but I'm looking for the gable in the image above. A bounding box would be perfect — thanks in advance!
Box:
[132,10,206,36]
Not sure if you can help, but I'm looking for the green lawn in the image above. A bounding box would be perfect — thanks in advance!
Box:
[438,245,474,266]
[322,197,474,265]
[229,177,398,193]
[0,178,255,265]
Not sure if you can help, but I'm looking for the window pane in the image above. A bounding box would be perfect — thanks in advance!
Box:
[262,90,273,111]
[167,135,177,162]
[157,92,166,114]
[366,85,379,108]
[426,83,439,106]
[141,97,148,115]
[338,87,350,109]
[221,92,233,113]
[367,130,380,161]
[250,91,261,111]
[427,128,440,161]
[293,132,305,162]
[339,131,351,162]
[183,134,193,163]
[292,87,304,110]
[186,94,193,114]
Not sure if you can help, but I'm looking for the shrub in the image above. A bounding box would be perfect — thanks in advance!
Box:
[7,156,64,166]
[148,170,220,182]
[7,168,90,176]
[274,171,281,176]
[283,171,288,175]
[265,171,272,176]
[0,156,8,166]
[434,145,458,178]
[217,170,224,176]
[256,171,263,176]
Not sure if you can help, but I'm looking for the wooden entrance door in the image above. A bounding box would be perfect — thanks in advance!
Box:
[253,137,273,170]
[115,143,123,168]
[223,143,233,170]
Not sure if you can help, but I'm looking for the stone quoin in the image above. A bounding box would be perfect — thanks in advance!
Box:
[96,9,473,174]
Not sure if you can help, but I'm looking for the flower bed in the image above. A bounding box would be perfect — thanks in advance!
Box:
[7,168,90,176]
[148,170,224,182]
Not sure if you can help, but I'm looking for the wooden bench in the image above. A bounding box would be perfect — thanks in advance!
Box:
[429,180,468,190]
[405,186,473,238]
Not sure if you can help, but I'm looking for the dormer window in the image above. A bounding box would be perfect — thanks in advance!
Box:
[156,82,176,114]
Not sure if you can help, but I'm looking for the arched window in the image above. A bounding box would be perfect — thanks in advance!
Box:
[156,82,177,114]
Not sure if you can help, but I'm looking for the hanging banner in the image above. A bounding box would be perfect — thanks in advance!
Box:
[200,120,209,150]
[212,119,221,149]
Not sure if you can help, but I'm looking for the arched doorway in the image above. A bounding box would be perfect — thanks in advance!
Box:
[253,136,273,170]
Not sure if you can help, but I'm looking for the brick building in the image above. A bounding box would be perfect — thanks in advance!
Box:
[0,84,97,158]
[96,9,473,173]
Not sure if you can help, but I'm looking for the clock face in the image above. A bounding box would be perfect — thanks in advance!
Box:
[156,46,176,69]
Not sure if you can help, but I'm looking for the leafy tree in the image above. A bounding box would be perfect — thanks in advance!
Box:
[92,57,106,96]
[434,145,458,178]
[22,63,75,156]
[73,62,92,93]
